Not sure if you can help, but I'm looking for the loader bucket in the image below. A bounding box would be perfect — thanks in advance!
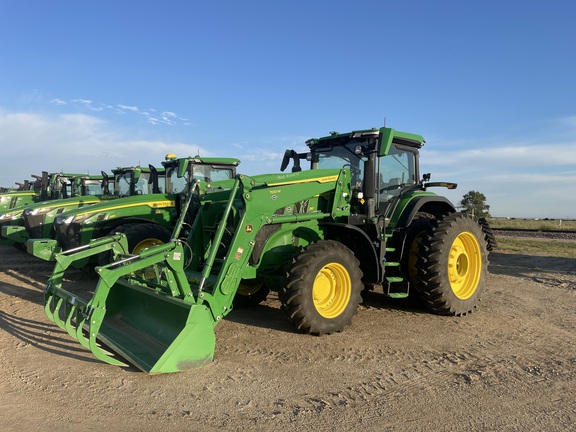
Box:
[90,280,216,373]
[45,237,217,373]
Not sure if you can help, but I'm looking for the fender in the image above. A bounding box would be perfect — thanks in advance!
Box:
[320,222,381,285]
[394,195,456,228]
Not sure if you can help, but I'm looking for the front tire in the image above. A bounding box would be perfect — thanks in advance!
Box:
[233,280,270,308]
[123,223,172,254]
[415,213,488,316]
[280,240,363,335]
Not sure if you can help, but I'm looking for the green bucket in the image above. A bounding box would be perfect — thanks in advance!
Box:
[95,279,216,373]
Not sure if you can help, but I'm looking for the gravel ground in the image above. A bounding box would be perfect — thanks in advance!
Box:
[1,241,575,431]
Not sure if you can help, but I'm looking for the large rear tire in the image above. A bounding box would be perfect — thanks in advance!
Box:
[280,240,363,335]
[401,214,435,291]
[415,213,488,316]
[478,217,497,251]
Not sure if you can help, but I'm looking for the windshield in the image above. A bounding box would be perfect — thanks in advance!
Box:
[52,176,73,198]
[168,166,187,194]
[191,165,234,182]
[377,145,417,209]
[313,142,366,186]
[115,172,132,196]
[135,172,151,194]
[83,179,104,196]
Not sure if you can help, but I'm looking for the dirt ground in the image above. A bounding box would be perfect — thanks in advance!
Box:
[1,244,575,432]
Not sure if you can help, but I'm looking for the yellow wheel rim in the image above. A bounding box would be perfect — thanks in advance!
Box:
[448,232,482,299]
[312,263,351,318]
[131,238,165,279]
[237,281,263,296]
[132,238,164,254]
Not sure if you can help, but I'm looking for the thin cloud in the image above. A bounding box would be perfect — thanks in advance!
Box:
[117,104,139,112]
[48,97,191,126]
[50,98,67,106]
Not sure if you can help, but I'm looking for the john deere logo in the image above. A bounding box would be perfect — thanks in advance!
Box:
[245,225,253,233]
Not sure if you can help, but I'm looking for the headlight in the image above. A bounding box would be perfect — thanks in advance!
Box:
[24,207,50,217]
[0,210,23,221]
[56,212,94,225]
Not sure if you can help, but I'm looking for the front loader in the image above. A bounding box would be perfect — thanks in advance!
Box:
[44,127,490,373]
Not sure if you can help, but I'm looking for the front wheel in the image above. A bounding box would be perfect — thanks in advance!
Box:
[123,223,172,254]
[415,213,488,316]
[280,240,363,335]
[233,280,270,308]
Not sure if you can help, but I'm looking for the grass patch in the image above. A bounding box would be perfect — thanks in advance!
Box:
[489,218,576,231]
[496,237,576,259]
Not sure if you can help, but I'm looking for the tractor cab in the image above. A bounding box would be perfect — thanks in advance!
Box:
[112,166,165,197]
[163,154,240,195]
[282,128,424,221]
[77,174,115,197]
[47,172,88,200]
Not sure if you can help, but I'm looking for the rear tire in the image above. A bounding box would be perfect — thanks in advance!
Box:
[401,214,434,292]
[478,217,497,251]
[415,213,488,316]
[280,240,363,335]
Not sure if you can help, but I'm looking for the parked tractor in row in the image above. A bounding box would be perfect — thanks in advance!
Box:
[0,171,90,243]
[43,127,490,373]
[1,157,239,269]
[0,173,46,211]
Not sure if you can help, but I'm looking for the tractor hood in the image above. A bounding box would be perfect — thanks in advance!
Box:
[55,193,176,226]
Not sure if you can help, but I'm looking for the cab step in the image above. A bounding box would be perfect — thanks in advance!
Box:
[385,277,409,299]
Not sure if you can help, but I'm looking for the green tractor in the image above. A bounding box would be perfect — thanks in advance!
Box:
[44,127,490,373]
[29,156,239,263]
[0,171,91,244]
[0,174,46,212]
[21,164,165,260]
[1,172,114,246]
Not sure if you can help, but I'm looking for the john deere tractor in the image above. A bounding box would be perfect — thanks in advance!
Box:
[1,173,115,246]
[29,156,239,263]
[0,171,90,245]
[0,173,46,212]
[44,127,490,373]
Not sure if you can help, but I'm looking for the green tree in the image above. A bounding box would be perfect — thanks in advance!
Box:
[460,190,491,219]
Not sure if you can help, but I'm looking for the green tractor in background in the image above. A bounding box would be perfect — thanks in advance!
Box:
[0,173,47,211]
[1,172,114,246]
[44,127,491,373]
[0,171,92,244]
[28,155,239,263]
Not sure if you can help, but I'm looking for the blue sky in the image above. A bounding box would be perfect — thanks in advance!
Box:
[1,0,575,218]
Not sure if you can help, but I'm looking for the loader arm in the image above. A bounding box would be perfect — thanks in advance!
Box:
[44,169,350,372]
